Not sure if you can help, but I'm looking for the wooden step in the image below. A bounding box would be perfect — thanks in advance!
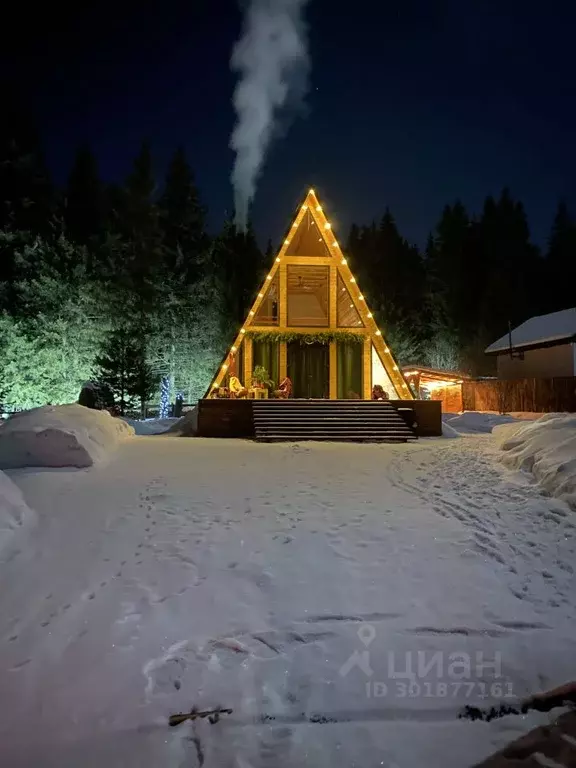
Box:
[252,400,417,443]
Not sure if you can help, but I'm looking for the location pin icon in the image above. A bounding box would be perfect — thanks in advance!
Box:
[357,624,376,647]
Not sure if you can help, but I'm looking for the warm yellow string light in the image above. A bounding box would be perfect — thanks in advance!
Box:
[209,190,413,402]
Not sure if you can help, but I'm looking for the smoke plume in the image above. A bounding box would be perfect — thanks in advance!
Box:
[230,0,311,231]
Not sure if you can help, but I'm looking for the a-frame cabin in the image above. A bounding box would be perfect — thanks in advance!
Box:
[206,189,414,402]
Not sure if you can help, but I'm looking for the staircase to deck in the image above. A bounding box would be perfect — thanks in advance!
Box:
[252,399,417,442]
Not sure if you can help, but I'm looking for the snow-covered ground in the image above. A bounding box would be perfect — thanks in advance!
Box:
[1,418,575,767]
[0,470,35,556]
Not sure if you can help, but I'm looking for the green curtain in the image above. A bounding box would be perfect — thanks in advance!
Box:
[337,341,363,399]
[288,342,329,398]
[252,340,279,388]
[235,341,245,387]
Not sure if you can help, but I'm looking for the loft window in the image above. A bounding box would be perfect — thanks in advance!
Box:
[287,265,329,327]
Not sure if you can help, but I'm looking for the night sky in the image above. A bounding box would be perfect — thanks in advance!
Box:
[6,0,576,248]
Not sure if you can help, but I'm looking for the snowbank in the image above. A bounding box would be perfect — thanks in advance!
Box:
[123,417,179,435]
[495,413,576,509]
[0,470,35,554]
[167,407,198,436]
[0,404,134,469]
[440,420,461,438]
[443,411,522,434]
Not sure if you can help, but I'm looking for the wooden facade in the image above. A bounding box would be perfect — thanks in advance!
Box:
[206,189,413,402]
[493,342,576,380]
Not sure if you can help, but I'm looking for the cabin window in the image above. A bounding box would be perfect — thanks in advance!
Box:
[337,272,364,327]
[285,209,331,257]
[253,273,279,326]
[287,265,329,327]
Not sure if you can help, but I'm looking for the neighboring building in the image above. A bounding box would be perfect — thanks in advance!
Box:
[206,189,414,400]
[403,366,468,412]
[485,308,576,380]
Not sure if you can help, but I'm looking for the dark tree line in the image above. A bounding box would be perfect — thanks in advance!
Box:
[0,101,264,412]
[346,193,576,374]
[1,97,575,412]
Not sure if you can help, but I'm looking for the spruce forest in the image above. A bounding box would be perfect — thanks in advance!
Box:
[1,112,575,414]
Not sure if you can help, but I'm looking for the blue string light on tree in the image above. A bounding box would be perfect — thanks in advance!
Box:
[160,376,170,418]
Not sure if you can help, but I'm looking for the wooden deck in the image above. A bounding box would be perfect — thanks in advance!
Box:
[197,398,441,440]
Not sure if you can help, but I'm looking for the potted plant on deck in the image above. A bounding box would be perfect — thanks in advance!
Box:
[251,365,274,398]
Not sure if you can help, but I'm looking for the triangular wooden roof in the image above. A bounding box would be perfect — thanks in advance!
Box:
[206,189,414,399]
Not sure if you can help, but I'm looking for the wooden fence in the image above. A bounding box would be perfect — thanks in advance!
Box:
[462,377,576,413]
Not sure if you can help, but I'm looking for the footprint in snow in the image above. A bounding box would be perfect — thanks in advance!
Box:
[11,658,31,671]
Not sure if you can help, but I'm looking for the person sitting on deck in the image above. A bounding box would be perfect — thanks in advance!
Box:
[372,384,389,400]
[229,376,247,399]
[274,376,292,399]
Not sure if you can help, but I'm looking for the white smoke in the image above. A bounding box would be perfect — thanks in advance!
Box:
[230,0,311,231]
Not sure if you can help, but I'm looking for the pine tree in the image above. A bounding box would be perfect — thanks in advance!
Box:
[96,330,157,416]
[477,189,540,338]
[0,236,110,409]
[0,91,54,234]
[158,147,207,280]
[65,145,104,248]
[374,209,424,329]
[546,202,576,311]
[131,345,158,417]
[428,201,471,332]
[212,219,265,330]
[347,212,425,353]
[120,141,164,332]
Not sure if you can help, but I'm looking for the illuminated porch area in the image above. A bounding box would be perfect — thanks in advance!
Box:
[402,365,469,413]
[207,331,409,403]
